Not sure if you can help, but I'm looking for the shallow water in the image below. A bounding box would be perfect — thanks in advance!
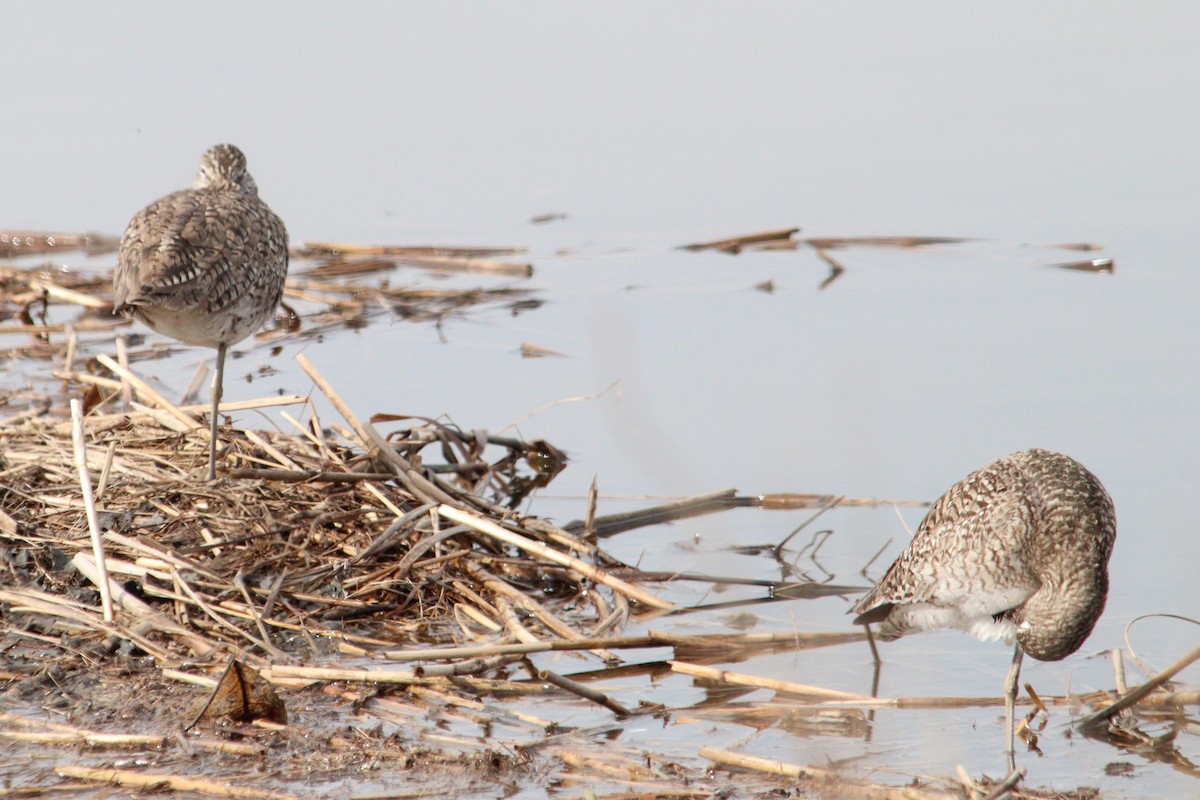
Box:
[3,3,1198,796]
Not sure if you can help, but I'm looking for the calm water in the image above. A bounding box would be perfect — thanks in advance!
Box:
[3,3,1198,796]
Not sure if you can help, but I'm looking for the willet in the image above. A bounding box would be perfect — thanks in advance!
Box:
[851,448,1115,766]
[113,144,289,481]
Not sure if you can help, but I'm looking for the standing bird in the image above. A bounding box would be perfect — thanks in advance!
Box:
[113,144,288,481]
[850,449,1115,767]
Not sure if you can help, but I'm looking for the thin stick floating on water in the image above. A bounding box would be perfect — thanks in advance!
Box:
[534,665,632,717]
[562,489,737,537]
[679,227,800,253]
[701,746,969,798]
[670,660,879,703]
[699,746,832,781]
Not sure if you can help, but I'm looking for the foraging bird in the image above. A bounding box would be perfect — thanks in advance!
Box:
[850,449,1115,766]
[113,144,289,481]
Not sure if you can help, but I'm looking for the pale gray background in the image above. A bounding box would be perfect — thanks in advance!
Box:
[2,3,1197,795]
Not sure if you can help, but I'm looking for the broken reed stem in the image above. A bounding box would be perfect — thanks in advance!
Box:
[104,530,223,583]
[0,321,119,335]
[405,685,554,730]
[554,750,653,782]
[69,554,216,656]
[393,253,534,277]
[115,334,133,405]
[981,768,1027,800]
[228,468,395,483]
[295,352,459,505]
[267,665,418,684]
[232,573,285,661]
[1078,644,1200,731]
[64,324,78,372]
[29,277,112,309]
[680,227,800,252]
[496,595,541,643]
[1113,647,1127,694]
[414,655,518,678]
[70,398,112,623]
[533,665,632,717]
[438,503,676,610]
[0,730,165,747]
[376,630,851,662]
[49,389,310,433]
[190,738,267,757]
[700,746,833,781]
[670,661,878,702]
[382,635,656,662]
[465,561,619,660]
[584,475,598,539]
[95,440,117,500]
[55,766,303,800]
[364,503,439,567]
[564,488,737,537]
[95,352,202,432]
[700,747,966,799]
[673,659,1105,711]
[241,429,301,471]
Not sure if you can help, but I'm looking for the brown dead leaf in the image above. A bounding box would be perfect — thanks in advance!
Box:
[187,660,287,729]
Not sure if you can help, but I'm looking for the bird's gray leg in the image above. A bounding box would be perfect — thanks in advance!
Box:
[863,623,882,666]
[208,343,226,482]
[860,623,882,740]
[1004,644,1024,772]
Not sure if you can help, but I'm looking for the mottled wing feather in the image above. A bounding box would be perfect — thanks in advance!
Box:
[851,459,1037,618]
[116,190,268,314]
[114,180,288,349]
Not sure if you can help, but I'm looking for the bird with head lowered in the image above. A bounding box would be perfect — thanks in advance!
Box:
[851,449,1116,769]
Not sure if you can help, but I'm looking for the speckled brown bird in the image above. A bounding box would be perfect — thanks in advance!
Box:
[113,144,288,481]
[851,448,1116,765]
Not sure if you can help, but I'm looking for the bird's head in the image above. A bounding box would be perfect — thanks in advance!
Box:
[194,144,258,196]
